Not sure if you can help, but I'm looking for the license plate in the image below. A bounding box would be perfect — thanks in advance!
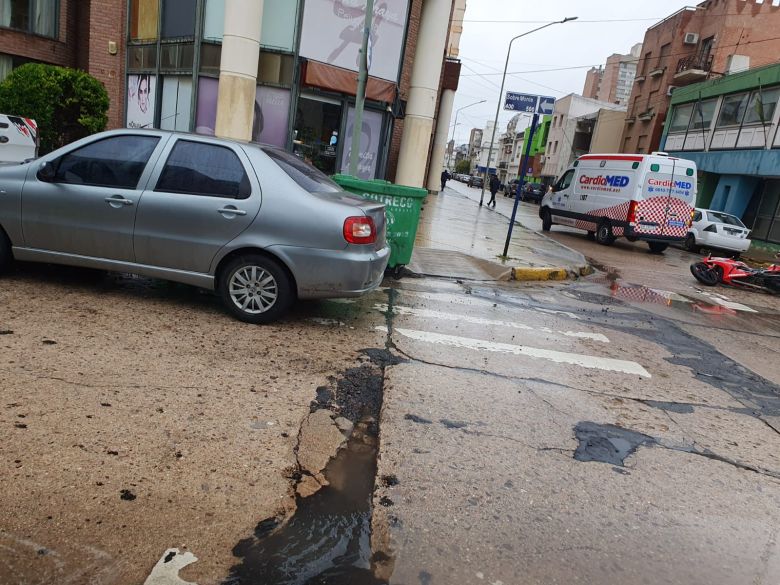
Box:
[667,220,685,228]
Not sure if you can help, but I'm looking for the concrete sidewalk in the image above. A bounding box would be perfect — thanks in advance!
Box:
[408,187,590,281]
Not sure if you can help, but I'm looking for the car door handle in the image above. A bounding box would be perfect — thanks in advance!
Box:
[104,195,133,207]
[217,206,247,217]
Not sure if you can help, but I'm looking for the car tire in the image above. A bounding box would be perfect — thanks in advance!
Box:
[648,242,669,254]
[684,234,699,253]
[0,229,12,274]
[218,254,294,324]
[595,220,616,246]
[541,208,552,232]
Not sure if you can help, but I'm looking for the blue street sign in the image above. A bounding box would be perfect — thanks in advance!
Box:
[504,92,538,113]
[537,95,555,115]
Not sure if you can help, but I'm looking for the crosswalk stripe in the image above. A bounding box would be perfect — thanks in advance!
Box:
[377,326,650,378]
[374,304,609,343]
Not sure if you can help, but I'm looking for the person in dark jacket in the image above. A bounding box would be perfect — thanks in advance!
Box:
[488,174,500,207]
[440,169,451,191]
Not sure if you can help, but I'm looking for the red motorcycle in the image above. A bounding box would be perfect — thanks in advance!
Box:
[690,255,780,293]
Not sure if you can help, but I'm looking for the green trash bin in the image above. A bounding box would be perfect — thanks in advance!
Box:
[332,174,427,269]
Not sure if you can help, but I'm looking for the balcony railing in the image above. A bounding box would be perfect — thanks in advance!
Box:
[674,53,713,83]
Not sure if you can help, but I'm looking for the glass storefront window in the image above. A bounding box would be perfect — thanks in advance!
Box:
[195,76,219,135]
[0,0,58,38]
[716,93,748,128]
[252,86,291,147]
[199,43,221,75]
[203,0,297,51]
[129,0,159,41]
[160,76,192,132]
[340,107,383,179]
[293,96,343,175]
[160,42,194,71]
[743,87,780,125]
[161,0,196,39]
[689,99,717,130]
[128,44,158,70]
[257,52,294,86]
[668,103,693,133]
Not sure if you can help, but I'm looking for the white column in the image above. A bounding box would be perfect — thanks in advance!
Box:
[215,0,264,141]
[395,0,453,188]
[426,88,455,191]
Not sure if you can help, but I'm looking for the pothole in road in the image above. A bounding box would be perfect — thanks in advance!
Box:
[224,349,402,585]
[573,421,656,467]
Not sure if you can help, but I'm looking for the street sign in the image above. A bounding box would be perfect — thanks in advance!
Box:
[537,95,555,115]
[504,92,538,112]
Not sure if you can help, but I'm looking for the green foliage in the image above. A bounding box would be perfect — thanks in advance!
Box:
[455,159,471,174]
[0,63,109,153]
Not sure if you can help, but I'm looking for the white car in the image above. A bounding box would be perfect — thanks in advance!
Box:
[685,208,751,254]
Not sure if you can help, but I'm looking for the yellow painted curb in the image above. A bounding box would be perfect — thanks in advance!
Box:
[511,267,570,281]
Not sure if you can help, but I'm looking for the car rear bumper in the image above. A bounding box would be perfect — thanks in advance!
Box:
[272,244,390,299]
[698,232,751,252]
[625,226,684,243]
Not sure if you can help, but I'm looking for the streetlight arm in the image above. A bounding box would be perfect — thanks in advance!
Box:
[479,16,577,204]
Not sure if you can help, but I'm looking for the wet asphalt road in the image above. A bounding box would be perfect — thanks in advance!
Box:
[2,237,780,584]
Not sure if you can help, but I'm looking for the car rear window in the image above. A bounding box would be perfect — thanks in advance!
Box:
[708,211,745,227]
[262,147,341,194]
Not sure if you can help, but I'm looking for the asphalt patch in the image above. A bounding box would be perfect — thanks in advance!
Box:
[573,421,656,467]
[404,414,432,425]
[643,400,695,414]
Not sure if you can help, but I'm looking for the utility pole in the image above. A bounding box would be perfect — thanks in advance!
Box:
[349,0,375,177]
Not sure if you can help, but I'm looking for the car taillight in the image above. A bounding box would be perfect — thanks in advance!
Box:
[626,200,639,224]
[688,208,696,228]
[703,224,717,233]
[343,216,376,245]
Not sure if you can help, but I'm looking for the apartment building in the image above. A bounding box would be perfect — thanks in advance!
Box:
[620,0,780,154]
[582,43,642,106]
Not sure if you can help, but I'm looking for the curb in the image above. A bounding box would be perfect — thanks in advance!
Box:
[511,265,594,282]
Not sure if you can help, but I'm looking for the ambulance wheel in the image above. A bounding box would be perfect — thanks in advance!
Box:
[648,242,668,254]
[541,208,552,232]
[626,235,638,243]
[595,221,615,246]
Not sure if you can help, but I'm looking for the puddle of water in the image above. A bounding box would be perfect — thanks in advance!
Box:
[226,419,385,585]
[573,421,656,467]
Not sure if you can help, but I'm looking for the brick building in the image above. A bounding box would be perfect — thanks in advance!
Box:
[582,43,642,106]
[0,0,126,129]
[620,0,780,154]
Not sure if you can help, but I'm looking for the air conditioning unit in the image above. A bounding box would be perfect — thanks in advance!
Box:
[666,85,678,96]
[683,32,699,45]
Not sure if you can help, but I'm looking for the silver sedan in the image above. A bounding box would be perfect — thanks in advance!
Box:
[0,129,389,323]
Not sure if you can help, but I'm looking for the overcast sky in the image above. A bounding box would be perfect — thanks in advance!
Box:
[451,0,696,144]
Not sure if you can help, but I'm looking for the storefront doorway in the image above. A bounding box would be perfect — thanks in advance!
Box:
[293,95,343,175]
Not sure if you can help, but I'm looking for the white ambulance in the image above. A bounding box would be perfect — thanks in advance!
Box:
[539,152,697,253]
[0,114,38,163]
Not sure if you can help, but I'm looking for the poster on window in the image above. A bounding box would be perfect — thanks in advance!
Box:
[195,77,219,135]
[126,74,156,129]
[299,0,409,82]
[252,86,291,147]
[340,108,383,179]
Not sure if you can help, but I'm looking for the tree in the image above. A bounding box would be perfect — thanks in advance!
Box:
[455,159,471,174]
[0,63,109,154]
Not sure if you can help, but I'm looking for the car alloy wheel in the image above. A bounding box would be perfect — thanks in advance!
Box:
[229,265,278,315]
[219,254,293,324]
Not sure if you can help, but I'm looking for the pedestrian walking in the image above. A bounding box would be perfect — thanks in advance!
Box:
[440,169,451,192]
[488,174,500,207]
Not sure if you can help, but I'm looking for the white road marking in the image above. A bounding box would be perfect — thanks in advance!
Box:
[697,291,758,313]
[378,326,650,378]
[374,303,609,343]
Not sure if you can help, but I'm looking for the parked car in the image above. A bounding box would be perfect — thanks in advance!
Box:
[0,129,389,323]
[0,114,38,163]
[520,182,545,203]
[468,175,484,188]
[502,179,519,196]
[540,152,697,254]
[685,208,751,255]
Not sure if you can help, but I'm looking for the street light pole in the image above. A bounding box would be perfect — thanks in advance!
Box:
[349,0,375,177]
[450,99,486,171]
[479,16,577,206]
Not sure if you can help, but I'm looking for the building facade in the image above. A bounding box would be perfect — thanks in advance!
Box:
[541,94,622,181]
[620,0,780,155]
[582,43,642,106]
[0,0,127,128]
[662,63,780,245]
[467,126,482,173]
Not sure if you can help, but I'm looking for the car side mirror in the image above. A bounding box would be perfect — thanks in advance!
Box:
[37,161,55,182]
